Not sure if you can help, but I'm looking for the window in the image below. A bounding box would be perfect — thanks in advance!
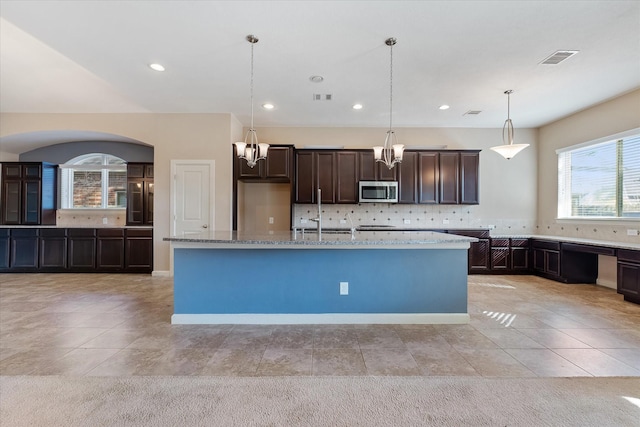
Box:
[558,132,640,218]
[60,153,127,209]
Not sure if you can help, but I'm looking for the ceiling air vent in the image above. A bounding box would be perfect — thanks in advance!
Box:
[464,110,482,116]
[313,94,332,101]
[540,50,579,65]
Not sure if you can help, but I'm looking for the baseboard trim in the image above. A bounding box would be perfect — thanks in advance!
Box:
[152,270,172,277]
[596,278,617,290]
[171,313,470,325]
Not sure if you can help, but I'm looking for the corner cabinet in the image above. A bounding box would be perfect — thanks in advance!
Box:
[1,162,57,225]
[126,163,154,226]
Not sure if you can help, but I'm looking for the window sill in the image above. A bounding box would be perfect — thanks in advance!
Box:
[556,217,640,223]
[58,208,126,213]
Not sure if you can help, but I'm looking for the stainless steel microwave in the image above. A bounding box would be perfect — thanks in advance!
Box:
[358,181,398,203]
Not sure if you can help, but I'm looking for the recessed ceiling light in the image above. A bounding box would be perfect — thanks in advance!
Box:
[149,63,165,72]
[352,104,363,110]
[309,75,324,83]
[439,105,450,110]
[262,103,275,110]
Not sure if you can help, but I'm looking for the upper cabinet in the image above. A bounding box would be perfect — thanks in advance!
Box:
[126,163,154,226]
[235,145,293,182]
[293,149,480,205]
[1,162,57,225]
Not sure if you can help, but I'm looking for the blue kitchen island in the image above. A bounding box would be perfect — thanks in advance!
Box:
[164,230,475,325]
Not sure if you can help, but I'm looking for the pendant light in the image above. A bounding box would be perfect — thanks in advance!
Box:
[373,37,404,170]
[490,90,529,160]
[234,35,269,168]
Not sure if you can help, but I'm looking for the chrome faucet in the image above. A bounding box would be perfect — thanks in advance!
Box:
[310,188,322,236]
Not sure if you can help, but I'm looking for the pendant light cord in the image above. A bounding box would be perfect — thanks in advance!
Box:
[389,39,394,132]
[250,39,255,131]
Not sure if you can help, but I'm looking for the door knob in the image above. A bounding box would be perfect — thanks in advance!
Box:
[202,224,208,229]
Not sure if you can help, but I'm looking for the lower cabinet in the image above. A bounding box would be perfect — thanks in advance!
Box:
[0,228,152,273]
[618,249,640,304]
[510,239,530,272]
[490,238,510,271]
[531,239,561,281]
[447,230,490,273]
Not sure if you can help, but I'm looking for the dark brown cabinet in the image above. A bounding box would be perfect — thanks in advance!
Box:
[460,152,480,204]
[235,145,293,181]
[510,239,530,271]
[294,150,336,203]
[490,238,510,271]
[97,228,125,270]
[358,151,397,182]
[125,229,153,272]
[335,151,359,203]
[126,163,154,226]
[448,229,490,273]
[0,227,152,273]
[10,228,39,270]
[418,152,438,204]
[532,239,561,280]
[40,229,67,271]
[618,249,640,304]
[439,152,460,204]
[397,152,418,204]
[1,162,57,225]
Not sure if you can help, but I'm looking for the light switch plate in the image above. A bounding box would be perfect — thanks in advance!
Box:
[442,219,450,225]
[627,229,639,236]
[340,282,349,295]
[404,219,410,224]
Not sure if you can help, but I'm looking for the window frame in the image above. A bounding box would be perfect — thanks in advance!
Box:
[556,128,640,221]
[59,153,127,209]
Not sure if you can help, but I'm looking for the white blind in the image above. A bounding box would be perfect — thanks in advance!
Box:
[558,133,640,218]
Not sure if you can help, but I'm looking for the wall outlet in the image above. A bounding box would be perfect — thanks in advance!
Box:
[488,224,496,230]
[268,217,274,224]
[300,219,308,224]
[340,281,349,295]
[340,219,347,224]
[102,217,108,225]
[627,229,639,236]
[442,219,450,225]
[404,219,410,224]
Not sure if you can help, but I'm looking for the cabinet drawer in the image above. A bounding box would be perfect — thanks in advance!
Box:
[510,238,529,247]
[491,238,509,247]
[68,228,96,237]
[126,228,153,238]
[618,249,640,263]
[40,228,67,237]
[451,229,490,239]
[562,242,616,256]
[97,228,125,237]
[11,228,39,237]
[531,240,560,251]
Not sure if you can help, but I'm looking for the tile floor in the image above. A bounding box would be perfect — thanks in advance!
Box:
[1,273,639,377]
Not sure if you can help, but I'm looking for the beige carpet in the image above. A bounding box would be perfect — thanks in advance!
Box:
[1,376,639,426]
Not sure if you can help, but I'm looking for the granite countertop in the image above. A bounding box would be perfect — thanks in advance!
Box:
[0,225,153,229]
[164,230,476,247]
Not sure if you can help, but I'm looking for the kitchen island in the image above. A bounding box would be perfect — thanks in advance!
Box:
[164,230,475,325]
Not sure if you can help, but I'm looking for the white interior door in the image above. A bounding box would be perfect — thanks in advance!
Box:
[171,160,214,236]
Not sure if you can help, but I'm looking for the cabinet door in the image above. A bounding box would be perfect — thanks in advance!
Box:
[397,151,418,204]
[145,181,154,225]
[2,164,22,179]
[617,262,640,301]
[511,247,529,270]
[97,233,125,270]
[10,230,39,269]
[126,233,153,272]
[2,180,21,224]
[546,250,560,276]
[40,230,67,270]
[316,151,335,203]
[265,146,291,179]
[127,180,144,225]
[358,151,397,182]
[418,152,438,204]
[533,248,545,272]
[237,156,263,179]
[68,230,96,270]
[469,239,490,272]
[439,152,460,204]
[335,152,358,203]
[460,152,479,204]
[491,247,510,270]
[127,163,146,178]
[295,152,315,203]
[0,230,9,269]
[22,180,41,224]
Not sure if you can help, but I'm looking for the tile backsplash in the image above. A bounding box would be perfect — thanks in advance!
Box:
[293,204,535,235]
[536,219,640,244]
[56,209,126,227]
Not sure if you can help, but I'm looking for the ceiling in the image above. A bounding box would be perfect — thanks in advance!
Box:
[1,1,639,148]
